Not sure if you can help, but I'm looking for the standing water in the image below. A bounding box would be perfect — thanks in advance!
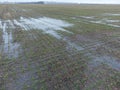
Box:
[2,21,20,58]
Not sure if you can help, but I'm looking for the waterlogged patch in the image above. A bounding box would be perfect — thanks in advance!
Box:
[90,19,120,28]
[0,16,85,56]
[44,30,62,39]
[91,18,120,23]
[105,20,120,23]
[15,17,86,51]
[14,20,28,30]
[80,16,95,19]
[103,13,120,16]
[1,21,20,58]
[92,56,120,71]
[18,17,73,30]
[63,38,84,51]
[13,17,73,39]
[22,9,27,12]
[0,20,2,28]
[0,17,85,57]
[78,14,120,28]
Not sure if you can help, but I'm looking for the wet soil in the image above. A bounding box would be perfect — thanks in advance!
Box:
[0,4,120,90]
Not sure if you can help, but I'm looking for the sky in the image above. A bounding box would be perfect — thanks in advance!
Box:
[1,0,120,4]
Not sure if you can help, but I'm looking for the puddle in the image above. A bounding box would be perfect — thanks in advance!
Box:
[18,17,73,30]
[13,17,73,39]
[72,16,95,20]
[90,19,120,28]
[7,20,16,29]
[13,17,84,51]
[80,39,120,71]
[44,30,62,39]
[67,42,84,51]
[91,56,120,71]
[67,41,84,51]
[7,71,34,90]
[80,16,95,19]
[103,13,120,16]
[2,21,20,58]
[0,20,2,28]
[93,19,120,23]
[106,24,120,28]
[14,20,28,30]
[63,38,84,51]
[22,9,27,12]
[15,16,84,51]
[105,20,120,23]
[1,16,76,58]
[79,14,120,28]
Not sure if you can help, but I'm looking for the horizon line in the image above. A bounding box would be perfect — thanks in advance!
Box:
[1,1,120,4]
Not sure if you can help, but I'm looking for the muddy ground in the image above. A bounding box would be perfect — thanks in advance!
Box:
[0,4,120,90]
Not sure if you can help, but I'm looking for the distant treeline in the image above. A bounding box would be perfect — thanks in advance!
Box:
[0,1,77,5]
[17,1,45,4]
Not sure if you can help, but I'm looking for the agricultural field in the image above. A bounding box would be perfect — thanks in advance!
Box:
[0,4,120,90]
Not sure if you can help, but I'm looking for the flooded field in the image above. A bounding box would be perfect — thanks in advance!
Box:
[0,4,120,90]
